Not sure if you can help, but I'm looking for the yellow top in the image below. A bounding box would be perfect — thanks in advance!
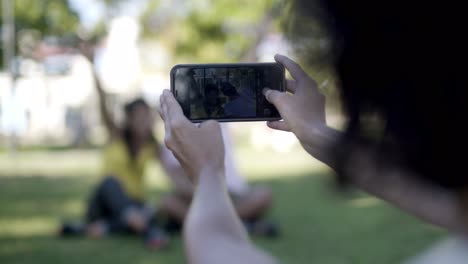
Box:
[101,139,156,201]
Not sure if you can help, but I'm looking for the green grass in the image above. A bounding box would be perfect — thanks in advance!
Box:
[0,146,445,264]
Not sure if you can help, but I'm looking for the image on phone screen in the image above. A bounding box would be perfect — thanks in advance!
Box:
[171,63,284,122]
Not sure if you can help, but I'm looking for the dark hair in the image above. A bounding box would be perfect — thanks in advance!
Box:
[204,83,219,95]
[122,98,156,160]
[289,0,468,190]
[124,98,149,116]
[221,82,238,97]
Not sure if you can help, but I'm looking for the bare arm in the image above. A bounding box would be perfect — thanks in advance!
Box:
[185,167,275,264]
[265,54,466,234]
[92,66,119,137]
[313,126,464,233]
[159,90,277,264]
[79,43,119,137]
[347,149,465,233]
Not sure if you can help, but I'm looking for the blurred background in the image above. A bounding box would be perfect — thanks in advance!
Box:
[0,1,444,263]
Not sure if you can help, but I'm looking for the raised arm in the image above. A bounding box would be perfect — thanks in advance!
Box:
[264,54,466,234]
[79,42,119,137]
[159,90,276,264]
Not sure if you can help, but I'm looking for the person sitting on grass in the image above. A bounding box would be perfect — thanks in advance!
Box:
[60,47,175,250]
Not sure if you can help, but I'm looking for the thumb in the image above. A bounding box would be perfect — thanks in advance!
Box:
[199,120,220,130]
[263,88,287,107]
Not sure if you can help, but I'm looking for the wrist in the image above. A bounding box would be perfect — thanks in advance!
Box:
[197,164,225,181]
[302,123,342,167]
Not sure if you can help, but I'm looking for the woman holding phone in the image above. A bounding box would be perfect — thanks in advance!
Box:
[159,0,467,262]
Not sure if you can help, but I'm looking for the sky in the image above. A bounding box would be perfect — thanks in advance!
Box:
[68,0,105,29]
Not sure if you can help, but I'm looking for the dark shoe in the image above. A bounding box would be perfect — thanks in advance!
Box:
[151,211,182,235]
[162,217,183,235]
[244,219,280,239]
[144,226,170,251]
[58,222,85,237]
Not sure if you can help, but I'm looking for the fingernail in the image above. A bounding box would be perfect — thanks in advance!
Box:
[262,88,270,95]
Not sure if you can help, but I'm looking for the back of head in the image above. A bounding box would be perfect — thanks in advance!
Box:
[289,0,468,189]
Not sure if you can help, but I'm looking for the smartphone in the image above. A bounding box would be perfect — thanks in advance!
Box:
[170,63,285,122]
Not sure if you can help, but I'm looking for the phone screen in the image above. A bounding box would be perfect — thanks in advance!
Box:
[171,63,285,122]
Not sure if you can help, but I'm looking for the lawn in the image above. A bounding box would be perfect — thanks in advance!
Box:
[0,144,445,264]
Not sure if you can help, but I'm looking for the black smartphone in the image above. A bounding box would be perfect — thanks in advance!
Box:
[170,63,285,122]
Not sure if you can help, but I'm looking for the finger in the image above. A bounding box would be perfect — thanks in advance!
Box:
[263,88,288,108]
[160,89,170,109]
[162,91,193,135]
[160,94,169,121]
[160,105,172,138]
[286,79,297,93]
[275,54,308,81]
[162,90,189,125]
[160,91,175,138]
[267,120,291,132]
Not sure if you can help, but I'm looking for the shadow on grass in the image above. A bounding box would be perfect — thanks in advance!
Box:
[0,171,445,264]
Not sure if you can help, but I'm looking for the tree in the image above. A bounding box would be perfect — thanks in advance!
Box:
[0,0,80,68]
[139,0,284,62]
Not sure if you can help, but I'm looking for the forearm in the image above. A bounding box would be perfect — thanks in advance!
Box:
[345,148,465,233]
[306,124,465,232]
[184,167,248,256]
[94,71,114,129]
[90,68,118,135]
[166,165,194,195]
[301,124,343,169]
[184,167,275,264]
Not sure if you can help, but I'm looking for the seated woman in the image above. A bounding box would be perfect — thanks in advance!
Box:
[159,124,278,237]
[60,48,172,250]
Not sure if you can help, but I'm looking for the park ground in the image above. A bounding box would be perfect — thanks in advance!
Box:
[0,144,445,264]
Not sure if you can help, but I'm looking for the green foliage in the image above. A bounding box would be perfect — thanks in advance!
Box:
[140,0,281,62]
[2,0,79,35]
[0,0,79,68]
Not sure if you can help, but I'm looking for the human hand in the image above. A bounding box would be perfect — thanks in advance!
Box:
[159,90,225,180]
[263,54,328,155]
[159,144,195,194]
